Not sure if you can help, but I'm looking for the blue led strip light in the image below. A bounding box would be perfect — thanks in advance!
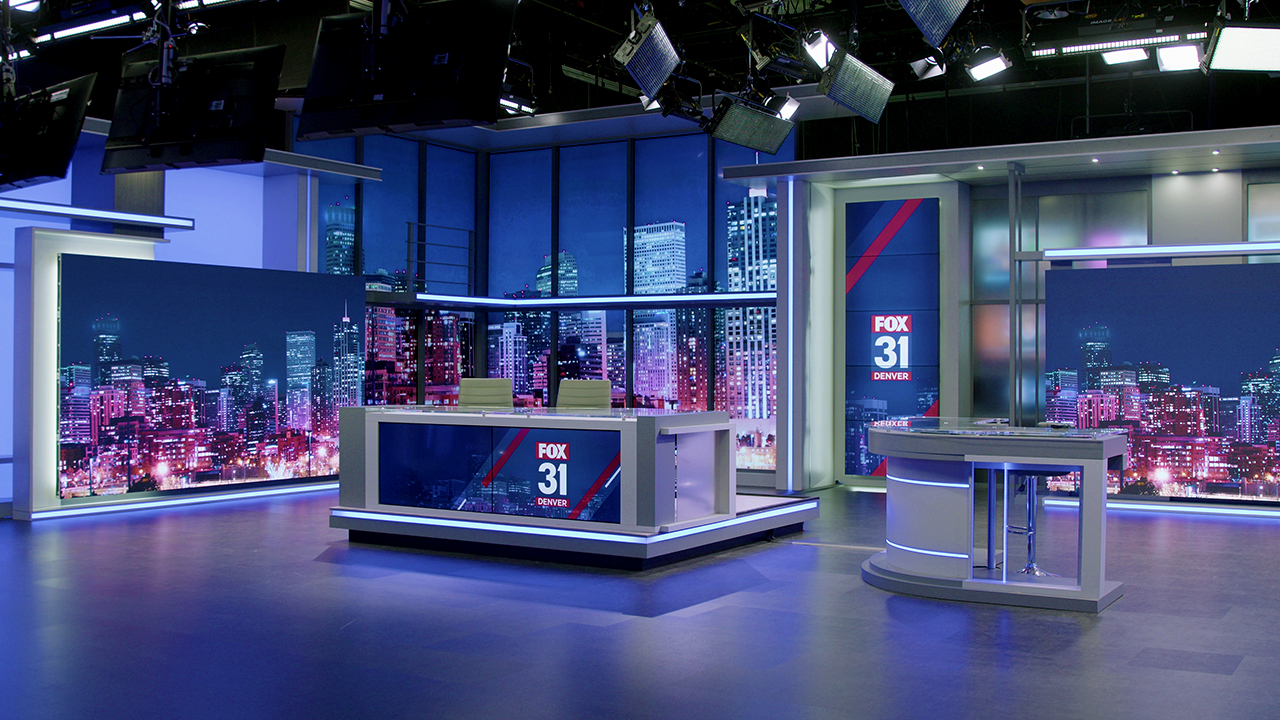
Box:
[1045,497,1280,519]
[885,539,971,559]
[414,291,776,311]
[886,474,970,489]
[31,483,339,519]
[332,500,819,545]
[1042,240,1280,261]
[0,198,196,230]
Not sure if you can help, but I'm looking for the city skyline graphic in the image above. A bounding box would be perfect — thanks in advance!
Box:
[57,255,366,498]
[1046,263,1280,502]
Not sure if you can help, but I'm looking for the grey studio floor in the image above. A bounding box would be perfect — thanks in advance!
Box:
[3,486,1280,720]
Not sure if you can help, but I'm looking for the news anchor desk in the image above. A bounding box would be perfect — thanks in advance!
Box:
[862,419,1128,612]
[330,406,818,568]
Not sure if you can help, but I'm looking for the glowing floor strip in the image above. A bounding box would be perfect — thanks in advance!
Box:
[886,539,971,559]
[31,483,339,519]
[886,474,969,489]
[1045,497,1280,519]
[331,500,820,545]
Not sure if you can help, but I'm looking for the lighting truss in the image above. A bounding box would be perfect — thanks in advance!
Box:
[612,11,679,101]
[1202,20,1280,72]
[818,49,894,123]
[1023,6,1213,61]
[900,0,970,49]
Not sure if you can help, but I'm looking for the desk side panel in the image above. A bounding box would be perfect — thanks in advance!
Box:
[339,407,367,509]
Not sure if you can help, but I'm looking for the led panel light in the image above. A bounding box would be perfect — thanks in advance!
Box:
[900,0,969,49]
[818,50,894,123]
[1101,47,1149,64]
[706,99,794,155]
[966,50,1011,81]
[12,1,41,11]
[1040,240,1280,261]
[1203,23,1280,72]
[1157,43,1204,71]
[612,12,679,100]
[48,14,134,41]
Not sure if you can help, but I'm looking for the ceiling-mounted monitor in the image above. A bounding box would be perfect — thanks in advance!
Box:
[0,74,96,192]
[100,45,286,175]
[296,0,519,140]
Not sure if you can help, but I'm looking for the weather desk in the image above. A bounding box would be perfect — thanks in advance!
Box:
[862,418,1128,612]
[330,407,818,567]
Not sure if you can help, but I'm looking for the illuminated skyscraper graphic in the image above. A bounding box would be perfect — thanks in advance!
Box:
[286,331,315,431]
[489,321,530,394]
[59,364,93,444]
[310,358,336,438]
[1045,369,1078,425]
[324,203,357,275]
[92,315,121,388]
[724,193,778,422]
[333,304,364,410]
[631,222,685,405]
[1079,324,1112,391]
[240,343,265,400]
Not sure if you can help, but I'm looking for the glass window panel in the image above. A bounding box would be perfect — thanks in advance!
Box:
[971,197,1036,302]
[364,305,418,406]
[420,309,476,406]
[635,134,708,294]
[424,144,475,232]
[557,310,624,407]
[319,177,358,276]
[560,142,627,296]
[419,144,477,293]
[486,310,549,406]
[1037,191,1148,251]
[489,150,552,299]
[362,135,419,281]
[714,135,793,292]
[1247,183,1280,264]
[715,304,778,471]
[631,308,679,409]
[971,303,1041,420]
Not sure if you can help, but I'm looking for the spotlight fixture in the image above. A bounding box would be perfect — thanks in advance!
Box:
[1156,44,1203,71]
[1202,21,1280,72]
[966,47,1010,81]
[803,30,837,68]
[909,55,946,80]
[816,48,894,123]
[612,11,679,101]
[706,96,794,154]
[647,76,708,126]
[1101,47,1148,65]
[900,0,970,49]
[765,93,800,121]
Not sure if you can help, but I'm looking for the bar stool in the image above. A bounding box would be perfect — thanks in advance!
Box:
[1005,471,1067,577]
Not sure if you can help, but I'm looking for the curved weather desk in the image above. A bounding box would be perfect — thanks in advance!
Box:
[862,418,1128,612]
[331,406,818,568]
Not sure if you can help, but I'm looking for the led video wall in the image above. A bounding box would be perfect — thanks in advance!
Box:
[57,254,366,498]
[1046,262,1280,503]
[845,198,940,476]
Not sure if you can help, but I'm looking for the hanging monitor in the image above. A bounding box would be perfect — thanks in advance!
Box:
[0,74,96,192]
[296,0,519,140]
[100,45,286,175]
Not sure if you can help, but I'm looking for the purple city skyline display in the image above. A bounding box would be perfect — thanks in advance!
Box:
[57,255,367,499]
[1045,263,1280,503]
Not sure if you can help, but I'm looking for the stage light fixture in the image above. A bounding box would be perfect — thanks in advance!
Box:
[637,94,662,111]
[765,93,800,121]
[739,14,811,81]
[612,11,680,101]
[1101,47,1148,65]
[1156,44,1203,71]
[966,47,1010,81]
[817,49,894,123]
[909,55,946,80]
[1202,21,1280,72]
[900,0,969,49]
[706,96,794,154]
[803,31,837,68]
[1024,7,1213,60]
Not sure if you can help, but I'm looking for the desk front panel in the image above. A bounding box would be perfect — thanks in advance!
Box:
[378,423,623,524]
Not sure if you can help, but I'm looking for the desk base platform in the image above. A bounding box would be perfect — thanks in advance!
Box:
[331,494,819,570]
[861,552,1124,613]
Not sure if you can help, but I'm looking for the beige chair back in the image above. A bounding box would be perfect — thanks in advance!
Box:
[555,379,611,409]
[458,377,514,408]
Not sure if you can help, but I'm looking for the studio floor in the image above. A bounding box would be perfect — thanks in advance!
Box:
[2,485,1279,720]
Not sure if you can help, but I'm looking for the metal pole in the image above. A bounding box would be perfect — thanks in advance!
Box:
[1008,162,1025,425]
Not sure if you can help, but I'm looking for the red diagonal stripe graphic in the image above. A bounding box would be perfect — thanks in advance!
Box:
[481,428,529,488]
[924,399,940,418]
[568,452,621,520]
[845,198,924,294]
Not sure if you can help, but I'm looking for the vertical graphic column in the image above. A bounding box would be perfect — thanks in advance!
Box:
[845,198,940,476]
